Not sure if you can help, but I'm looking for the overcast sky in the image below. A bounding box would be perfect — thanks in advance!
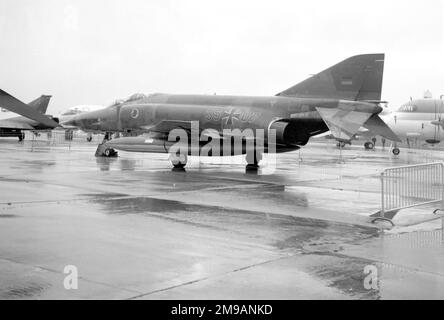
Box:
[0,0,443,114]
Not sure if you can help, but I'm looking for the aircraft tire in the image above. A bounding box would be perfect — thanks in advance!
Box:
[392,148,400,156]
[87,135,93,142]
[364,142,374,150]
[245,163,259,172]
[104,148,116,157]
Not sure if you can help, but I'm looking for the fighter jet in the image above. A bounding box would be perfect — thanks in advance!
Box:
[0,89,60,140]
[62,53,399,169]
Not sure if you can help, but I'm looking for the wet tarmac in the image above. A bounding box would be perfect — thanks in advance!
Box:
[0,134,443,299]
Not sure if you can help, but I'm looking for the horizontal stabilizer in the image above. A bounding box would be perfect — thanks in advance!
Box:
[0,119,35,130]
[315,106,373,141]
[0,89,59,129]
[363,114,401,142]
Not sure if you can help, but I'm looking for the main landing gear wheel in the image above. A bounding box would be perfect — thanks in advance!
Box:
[337,141,346,148]
[392,148,400,156]
[364,142,375,150]
[104,148,117,157]
[86,134,93,142]
[169,152,188,169]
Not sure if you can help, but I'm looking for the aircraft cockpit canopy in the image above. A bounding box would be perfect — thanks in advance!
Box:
[61,109,80,116]
[124,93,148,103]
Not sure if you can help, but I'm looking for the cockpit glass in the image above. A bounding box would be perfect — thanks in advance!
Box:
[62,110,79,116]
[124,93,147,103]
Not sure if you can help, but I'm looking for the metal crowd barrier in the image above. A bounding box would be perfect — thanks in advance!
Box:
[371,162,444,227]
[24,130,102,147]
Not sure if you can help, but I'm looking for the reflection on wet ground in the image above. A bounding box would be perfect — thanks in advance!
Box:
[0,139,443,299]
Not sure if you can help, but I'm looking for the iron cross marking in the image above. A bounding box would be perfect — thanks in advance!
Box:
[222,107,241,127]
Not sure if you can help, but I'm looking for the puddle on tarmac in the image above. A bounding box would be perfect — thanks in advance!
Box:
[0,282,51,299]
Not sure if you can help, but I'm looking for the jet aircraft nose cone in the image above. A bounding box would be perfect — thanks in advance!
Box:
[60,118,77,127]
[59,114,84,128]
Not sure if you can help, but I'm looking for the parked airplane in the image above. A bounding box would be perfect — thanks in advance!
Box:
[0,90,59,140]
[379,96,444,154]
[335,95,444,155]
[62,53,399,169]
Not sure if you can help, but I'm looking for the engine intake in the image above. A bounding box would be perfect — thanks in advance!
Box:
[269,121,309,146]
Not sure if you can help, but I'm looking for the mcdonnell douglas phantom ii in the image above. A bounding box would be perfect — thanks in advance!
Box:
[62,53,400,169]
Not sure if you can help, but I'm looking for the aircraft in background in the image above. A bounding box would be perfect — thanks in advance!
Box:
[0,90,59,141]
[379,95,444,154]
[334,93,444,155]
[62,53,400,169]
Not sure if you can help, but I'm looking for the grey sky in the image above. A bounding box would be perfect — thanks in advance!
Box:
[0,0,443,114]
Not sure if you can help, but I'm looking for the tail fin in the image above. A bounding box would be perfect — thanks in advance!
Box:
[277,53,385,101]
[0,89,59,128]
[27,95,52,114]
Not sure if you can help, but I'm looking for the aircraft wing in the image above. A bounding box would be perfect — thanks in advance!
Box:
[0,118,35,130]
[432,119,444,129]
[0,89,59,129]
[141,120,260,141]
[140,120,193,133]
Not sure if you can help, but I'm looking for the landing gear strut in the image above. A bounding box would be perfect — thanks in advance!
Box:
[245,149,262,171]
[95,132,118,157]
[169,152,188,169]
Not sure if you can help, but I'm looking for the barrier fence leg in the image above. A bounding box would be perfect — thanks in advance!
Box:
[380,172,385,220]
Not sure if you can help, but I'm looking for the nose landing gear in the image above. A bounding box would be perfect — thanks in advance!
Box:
[95,132,118,157]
